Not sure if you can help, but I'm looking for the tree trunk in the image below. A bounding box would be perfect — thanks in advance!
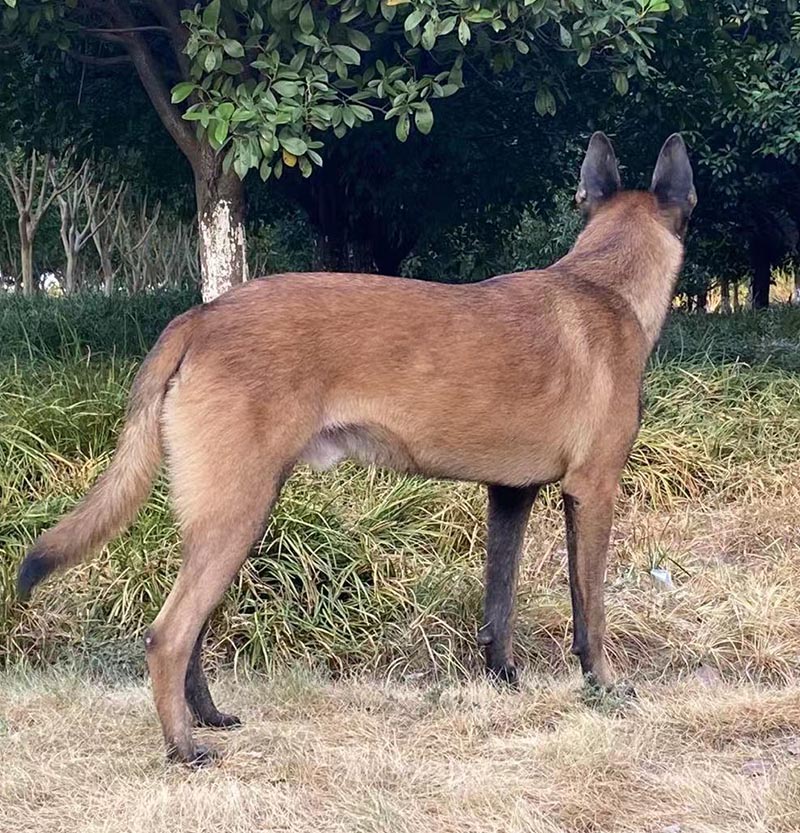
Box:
[194,151,247,302]
[19,218,34,296]
[719,277,731,314]
[792,271,800,307]
[64,249,77,295]
[750,238,771,309]
[696,289,707,313]
[732,279,740,312]
[99,248,115,296]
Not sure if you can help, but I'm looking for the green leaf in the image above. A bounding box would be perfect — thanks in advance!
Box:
[350,104,374,122]
[348,29,371,50]
[213,118,229,145]
[577,49,591,66]
[404,8,425,31]
[204,49,218,72]
[438,16,457,35]
[421,19,436,50]
[534,87,555,116]
[457,19,470,45]
[414,103,433,134]
[171,82,195,103]
[299,3,314,35]
[280,136,309,155]
[613,71,629,95]
[273,80,300,97]
[202,0,220,30]
[559,24,572,48]
[221,59,243,74]
[182,105,209,121]
[465,9,494,22]
[332,44,361,65]
[234,155,249,179]
[395,113,410,141]
[223,39,245,58]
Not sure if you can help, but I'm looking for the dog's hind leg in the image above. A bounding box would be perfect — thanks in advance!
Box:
[145,473,278,766]
[185,620,241,729]
[146,384,309,765]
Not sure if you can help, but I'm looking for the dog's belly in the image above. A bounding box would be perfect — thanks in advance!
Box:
[299,422,566,486]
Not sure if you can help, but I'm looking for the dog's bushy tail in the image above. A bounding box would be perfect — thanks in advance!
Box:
[17,308,199,601]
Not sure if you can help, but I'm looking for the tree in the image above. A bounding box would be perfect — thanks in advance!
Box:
[54,161,125,294]
[598,0,800,308]
[0,148,83,295]
[4,0,674,298]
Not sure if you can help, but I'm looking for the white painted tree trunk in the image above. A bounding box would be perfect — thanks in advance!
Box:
[195,154,248,302]
[198,196,248,302]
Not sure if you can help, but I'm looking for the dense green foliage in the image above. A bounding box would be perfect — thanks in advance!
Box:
[2,2,799,302]
[4,0,673,180]
[2,295,800,674]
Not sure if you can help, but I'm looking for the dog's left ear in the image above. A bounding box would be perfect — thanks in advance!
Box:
[576,132,621,211]
[651,133,697,215]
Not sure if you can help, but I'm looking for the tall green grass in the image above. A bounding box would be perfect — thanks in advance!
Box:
[2,295,800,676]
[0,290,198,360]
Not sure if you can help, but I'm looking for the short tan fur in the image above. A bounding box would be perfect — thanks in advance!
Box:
[18,133,696,765]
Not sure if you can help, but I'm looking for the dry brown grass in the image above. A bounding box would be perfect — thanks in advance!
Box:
[3,488,800,833]
[2,671,799,833]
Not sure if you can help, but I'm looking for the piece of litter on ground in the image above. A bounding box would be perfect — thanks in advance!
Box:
[650,566,675,591]
[693,664,721,687]
[742,759,769,777]
[787,738,800,756]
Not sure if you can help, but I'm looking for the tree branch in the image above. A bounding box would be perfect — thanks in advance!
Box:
[144,0,191,77]
[67,49,133,67]
[82,25,170,35]
[105,0,199,162]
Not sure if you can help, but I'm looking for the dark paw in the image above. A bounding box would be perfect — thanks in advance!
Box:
[486,663,519,689]
[195,711,242,730]
[167,742,222,769]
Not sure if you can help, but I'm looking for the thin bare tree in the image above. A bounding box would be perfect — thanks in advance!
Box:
[54,161,126,294]
[90,182,128,296]
[117,196,161,293]
[85,179,128,295]
[0,149,84,296]
[1,220,20,291]
[149,218,199,290]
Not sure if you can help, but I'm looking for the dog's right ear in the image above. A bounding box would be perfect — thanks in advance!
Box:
[650,134,697,239]
[650,133,696,212]
[576,132,621,213]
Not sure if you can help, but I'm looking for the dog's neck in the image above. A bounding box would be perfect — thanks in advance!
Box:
[560,192,685,351]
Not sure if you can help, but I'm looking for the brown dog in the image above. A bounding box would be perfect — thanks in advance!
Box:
[18,133,695,765]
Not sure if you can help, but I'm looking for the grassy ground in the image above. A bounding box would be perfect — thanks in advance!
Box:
[2,666,800,832]
[2,302,800,830]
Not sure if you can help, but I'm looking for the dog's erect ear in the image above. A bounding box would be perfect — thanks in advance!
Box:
[650,133,697,213]
[576,132,621,209]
